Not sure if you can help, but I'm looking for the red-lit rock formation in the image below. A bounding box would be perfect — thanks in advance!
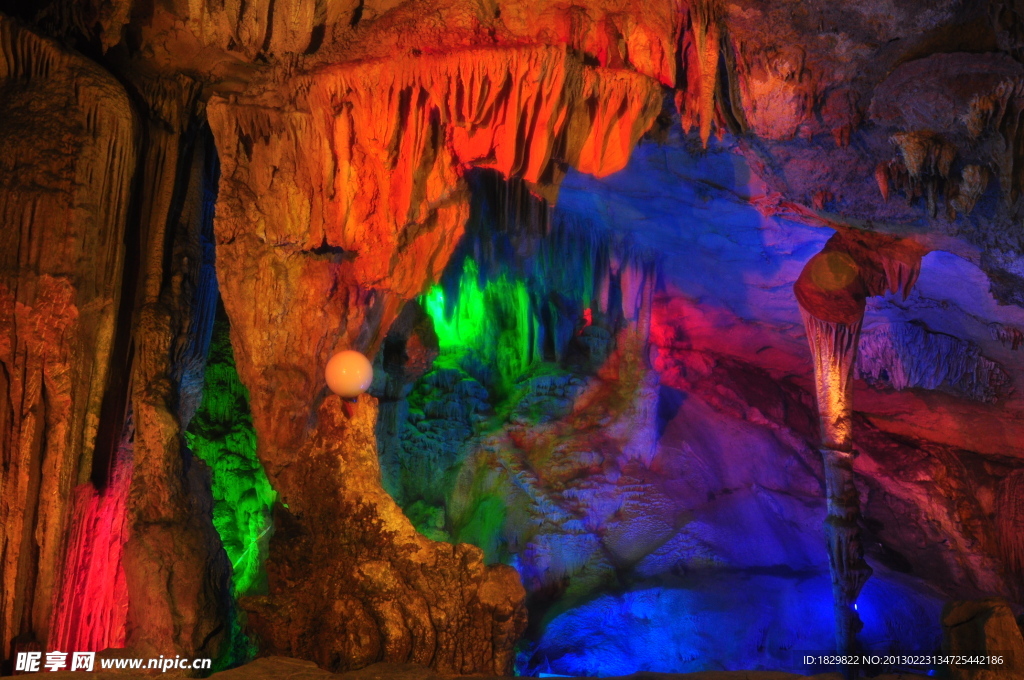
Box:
[0,16,136,661]
[49,433,132,654]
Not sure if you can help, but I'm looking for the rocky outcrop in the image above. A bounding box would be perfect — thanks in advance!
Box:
[0,15,136,661]
[120,77,232,661]
[942,599,1024,680]
[242,395,526,673]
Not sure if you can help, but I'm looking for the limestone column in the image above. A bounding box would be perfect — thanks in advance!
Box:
[795,231,924,669]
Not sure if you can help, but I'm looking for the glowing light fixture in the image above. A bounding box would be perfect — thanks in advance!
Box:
[325,350,373,398]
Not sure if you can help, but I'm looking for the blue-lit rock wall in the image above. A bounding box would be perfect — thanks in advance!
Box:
[376,129,1024,676]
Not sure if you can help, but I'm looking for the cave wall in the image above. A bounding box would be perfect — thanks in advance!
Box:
[0,13,233,666]
[0,16,136,659]
[203,28,664,669]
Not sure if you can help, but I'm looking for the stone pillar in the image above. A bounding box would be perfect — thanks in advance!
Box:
[799,305,871,667]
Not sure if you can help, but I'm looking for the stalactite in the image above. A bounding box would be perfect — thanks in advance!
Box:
[570,67,665,179]
[996,471,1024,578]
[429,172,661,374]
[871,52,1024,215]
[799,310,861,453]
[423,257,540,396]
[692,1,721,147]
[885,131,958,218]
[875,162,891,203]
[858,322,1011,403]
[676,0,722,147]
[948,165,991,219]
[797,303,871,671]
[991,321,1024,350]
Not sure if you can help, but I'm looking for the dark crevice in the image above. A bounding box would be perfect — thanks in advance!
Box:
[260,0,276,53]
[91,111,149,490]
[305,22,325,54]
[305,0,326,53]
[308,233,350,256]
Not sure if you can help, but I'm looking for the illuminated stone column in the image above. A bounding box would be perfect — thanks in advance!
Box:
[799,307,871,661]
[795,230,925,670]
[795,246,872,667]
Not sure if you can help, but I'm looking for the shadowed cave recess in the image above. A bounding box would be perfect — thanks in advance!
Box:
[2,0,1024,679]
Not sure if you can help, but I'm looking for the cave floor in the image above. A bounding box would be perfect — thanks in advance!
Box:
[209,658,929,680]
[33,657,928,679]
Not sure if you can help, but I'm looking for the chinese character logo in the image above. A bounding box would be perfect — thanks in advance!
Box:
[71,652,96,671]
[15,652,41,673]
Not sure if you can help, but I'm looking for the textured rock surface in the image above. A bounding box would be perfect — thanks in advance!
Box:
[241,395,526,673]
[204,15,664,670]
[0,15,136,660]
[120,84,232,660]
[0,14,232,663]
[942,599,1024,680]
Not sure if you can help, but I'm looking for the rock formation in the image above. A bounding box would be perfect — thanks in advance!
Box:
[794,230,927,661]
[943,599,1024,680]
[0,15,136,661]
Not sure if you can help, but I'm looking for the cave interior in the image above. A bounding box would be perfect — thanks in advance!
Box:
[2,0,1024,678]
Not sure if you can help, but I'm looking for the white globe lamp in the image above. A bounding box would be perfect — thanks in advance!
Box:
[325,350,373,398]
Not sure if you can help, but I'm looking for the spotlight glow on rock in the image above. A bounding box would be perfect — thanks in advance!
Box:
[325,350,373,398]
